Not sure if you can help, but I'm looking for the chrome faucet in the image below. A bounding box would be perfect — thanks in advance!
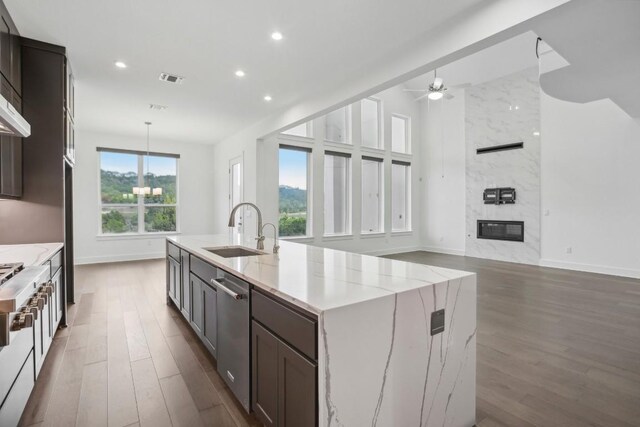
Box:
[261,223,280,254]
[228,202,265,250]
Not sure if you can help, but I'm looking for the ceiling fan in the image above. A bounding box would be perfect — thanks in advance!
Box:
[404,69,470,101]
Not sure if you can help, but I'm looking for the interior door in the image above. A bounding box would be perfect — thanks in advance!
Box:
[229,155,244,234]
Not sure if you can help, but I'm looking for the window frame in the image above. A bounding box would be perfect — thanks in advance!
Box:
[281,121,314,139]
[391,114,411,154]
[323,106,352,145]
[361,155,384,234]
[361,97,383,150]
[278,144,313,239]
[391,160,411,232]
[323,151,352,237]
[98,149,180,236]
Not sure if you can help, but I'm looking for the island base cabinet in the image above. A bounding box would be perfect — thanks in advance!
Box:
[252,321,317,427]
[190,273,203,336]
[167,257,179,305]
[202,282,217,357]
[180,250,190,319]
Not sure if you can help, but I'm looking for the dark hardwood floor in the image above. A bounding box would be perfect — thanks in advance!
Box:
[386,251,640,427]
[18,254,640,426]
[19,260,260,427]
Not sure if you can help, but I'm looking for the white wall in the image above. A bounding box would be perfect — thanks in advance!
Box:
[540,96,640,277]
[209,1,567,254]
[74,130,216,264]
[420,94,467,255]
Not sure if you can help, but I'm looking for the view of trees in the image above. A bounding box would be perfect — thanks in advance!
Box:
[279,185,307,236]
[101,168,177,233]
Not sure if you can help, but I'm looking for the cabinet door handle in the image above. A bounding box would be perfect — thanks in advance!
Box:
[210,279,243,300]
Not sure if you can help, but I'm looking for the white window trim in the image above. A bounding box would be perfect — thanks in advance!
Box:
[97,150,180,236]
[361,97,383,150]
[391,162,411,232]
[391,113,411,154]
[361,157,384,234]
[323,152,352,237]
[323,105,352,145]
[277,144,313,238]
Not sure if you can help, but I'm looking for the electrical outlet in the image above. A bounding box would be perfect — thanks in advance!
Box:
[430,309,445,336]
[566,247,572,254]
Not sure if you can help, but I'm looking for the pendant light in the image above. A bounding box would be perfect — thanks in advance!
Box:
[132,121,162,196]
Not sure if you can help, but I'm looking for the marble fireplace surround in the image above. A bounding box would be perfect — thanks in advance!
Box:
[465,67,541,264]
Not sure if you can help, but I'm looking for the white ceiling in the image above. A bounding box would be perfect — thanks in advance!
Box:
[401,31,540,98]
[6,0,484,144]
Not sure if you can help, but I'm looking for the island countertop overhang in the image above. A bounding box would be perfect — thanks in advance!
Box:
[167,233,474,314]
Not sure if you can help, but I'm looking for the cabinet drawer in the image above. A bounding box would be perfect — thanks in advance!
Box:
[167,242,180,261]
[49,249,62,277]
[190,255,219,284]
[252,291,317,361]
[0,349,35,427]
[0,316,34,404]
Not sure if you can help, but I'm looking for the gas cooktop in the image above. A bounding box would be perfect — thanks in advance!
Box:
[0,263,24,285]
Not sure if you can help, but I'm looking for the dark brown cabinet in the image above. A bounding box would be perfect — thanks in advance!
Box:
[252,320,317,427]
[0,76,22,198]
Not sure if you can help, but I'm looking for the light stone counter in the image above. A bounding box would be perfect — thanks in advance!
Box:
[169,234,476,426]
[0,242,63,266]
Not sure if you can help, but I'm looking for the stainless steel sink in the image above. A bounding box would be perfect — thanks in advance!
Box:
[204,246,266,258]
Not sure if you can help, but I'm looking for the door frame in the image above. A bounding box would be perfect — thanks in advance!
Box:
[229,153,245,234]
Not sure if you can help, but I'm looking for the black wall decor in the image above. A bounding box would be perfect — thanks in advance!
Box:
[483,187,516,204]
[477,142,523,154]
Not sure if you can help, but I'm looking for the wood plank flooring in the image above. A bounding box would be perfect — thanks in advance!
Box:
[19,260,260,427]
[19,255,640,426]
[386,251,640,427]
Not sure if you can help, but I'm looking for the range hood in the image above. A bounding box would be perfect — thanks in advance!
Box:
[0,93,30,137]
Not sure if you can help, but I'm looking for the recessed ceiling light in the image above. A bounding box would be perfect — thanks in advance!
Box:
[115,61,127,69]
[264,95,272,102]
[533,131,540,136]
[271,31,283,41]
[235,70,245,78]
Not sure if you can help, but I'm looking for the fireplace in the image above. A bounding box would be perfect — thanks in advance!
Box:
[477,220,524,242]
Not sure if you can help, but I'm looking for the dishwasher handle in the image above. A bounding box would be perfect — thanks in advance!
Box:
[211,279,244,300]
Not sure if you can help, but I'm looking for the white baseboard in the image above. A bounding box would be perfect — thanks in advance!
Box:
[539,258,640,279]
[75,252,165,265]
[364,245,422,257]
[420,246,466,257]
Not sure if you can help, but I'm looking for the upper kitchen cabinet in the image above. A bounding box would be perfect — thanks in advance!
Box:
[0,1,21,95]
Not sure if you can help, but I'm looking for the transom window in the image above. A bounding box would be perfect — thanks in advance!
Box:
[99,148,178,235]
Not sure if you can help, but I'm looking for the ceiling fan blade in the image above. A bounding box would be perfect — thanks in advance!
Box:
[414,92,430,102]
[444,93,455,100]
[403,89,427,92]
[449,82,472,90]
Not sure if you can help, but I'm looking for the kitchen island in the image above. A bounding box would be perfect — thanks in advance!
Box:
[167,234,476,427]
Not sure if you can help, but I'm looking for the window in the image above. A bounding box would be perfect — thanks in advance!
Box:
[361,156,383,233]
[361,98,381,149]
[99,149,178,234]
[324,107,350,144]
[282,121,313,138]
[324,152,351,235]
[391,115,409,153]
[279,146,311,237]
[391,161,410,231]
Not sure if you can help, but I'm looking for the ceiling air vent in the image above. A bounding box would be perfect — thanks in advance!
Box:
[159,73,184,84]
[149,104,168,111]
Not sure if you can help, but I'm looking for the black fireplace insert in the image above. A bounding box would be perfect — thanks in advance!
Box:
[477,220,524,242]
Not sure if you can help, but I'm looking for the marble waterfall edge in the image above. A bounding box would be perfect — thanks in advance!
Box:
[318,274,476,427]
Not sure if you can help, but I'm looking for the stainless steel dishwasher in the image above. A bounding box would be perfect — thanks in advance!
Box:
[212,271,250,411]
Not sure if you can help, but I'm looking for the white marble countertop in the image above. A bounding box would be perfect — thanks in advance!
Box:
[168,234,473,314]
[0,242,64,266]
